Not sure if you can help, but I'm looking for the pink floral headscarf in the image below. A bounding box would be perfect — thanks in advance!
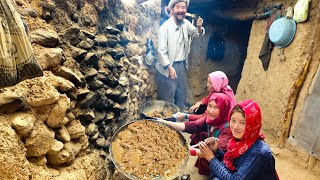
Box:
[208,71,236,109]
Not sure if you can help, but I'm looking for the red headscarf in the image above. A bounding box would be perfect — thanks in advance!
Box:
[208,71,236,109]
[223,100,265,171]
[205,93,231,130]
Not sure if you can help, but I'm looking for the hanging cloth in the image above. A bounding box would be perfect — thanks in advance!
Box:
[259,10,281,71]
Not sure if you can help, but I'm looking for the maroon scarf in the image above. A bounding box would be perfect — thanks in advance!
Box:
[195,93,231,176]
[205,93,231,130]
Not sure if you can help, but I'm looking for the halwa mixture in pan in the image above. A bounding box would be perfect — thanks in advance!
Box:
[147,109,174,118]
[111,120,187,179]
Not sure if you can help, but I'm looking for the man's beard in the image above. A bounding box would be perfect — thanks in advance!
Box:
[174,14,185,24]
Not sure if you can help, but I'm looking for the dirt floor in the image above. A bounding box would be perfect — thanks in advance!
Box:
[181,132,320,180]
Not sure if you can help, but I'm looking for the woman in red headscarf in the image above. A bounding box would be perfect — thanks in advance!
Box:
[198,100,279,180]
[175,71,236,146]
[157,93,232,176]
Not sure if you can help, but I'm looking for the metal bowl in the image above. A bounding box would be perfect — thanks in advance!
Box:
[139,100,180,120]
[269,17,296,48]
[109,120,189,180]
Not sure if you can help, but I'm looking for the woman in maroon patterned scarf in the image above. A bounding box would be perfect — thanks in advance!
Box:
[157,93,232,176]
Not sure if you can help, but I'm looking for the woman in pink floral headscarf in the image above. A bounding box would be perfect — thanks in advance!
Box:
[176,71,236,121]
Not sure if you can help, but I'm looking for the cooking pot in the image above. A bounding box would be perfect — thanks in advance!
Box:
[109,119,190,180]
[139,100,179,121]
[269,17,296,48]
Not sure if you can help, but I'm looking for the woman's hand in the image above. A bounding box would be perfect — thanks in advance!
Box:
[204,137,219,153]
[199,141,214,162]
[189,101,202,112]
[156,118,166,123]
[156,118,186,131]
[175,112,187,122]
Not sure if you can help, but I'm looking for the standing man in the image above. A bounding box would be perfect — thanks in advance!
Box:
[156,0,205,111]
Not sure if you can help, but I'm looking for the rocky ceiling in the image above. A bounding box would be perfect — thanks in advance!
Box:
[188,0,258,10]
[187,0,261,22]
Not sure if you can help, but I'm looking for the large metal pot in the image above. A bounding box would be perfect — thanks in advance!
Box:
[109,120,189,180]
[139,100,179,121]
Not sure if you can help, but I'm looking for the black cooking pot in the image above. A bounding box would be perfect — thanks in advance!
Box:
[139,100,179,121]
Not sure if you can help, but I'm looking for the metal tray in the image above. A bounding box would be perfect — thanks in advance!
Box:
[109,119,189,180]
[139,100,179,120]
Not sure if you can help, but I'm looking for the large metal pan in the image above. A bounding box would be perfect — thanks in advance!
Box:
[139,100,179,121]
[109,119,189,180]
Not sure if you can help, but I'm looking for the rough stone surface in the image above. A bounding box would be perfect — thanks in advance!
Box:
[47,149,70,165]
[48,139,64,155]
[0,116,30,180]
[66,120,86,139]
[10,112,35,137]
[0,0,163,179]
[25,121,55,157]
[36,48,64,70]
[54,66,84,87]
[24,79,61,107]
[56,125,71,142]
[46,95,70,128]
[64,141,82,163]
[44,71,75,92]
[31,29,60,47]
[28,156,47,166]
